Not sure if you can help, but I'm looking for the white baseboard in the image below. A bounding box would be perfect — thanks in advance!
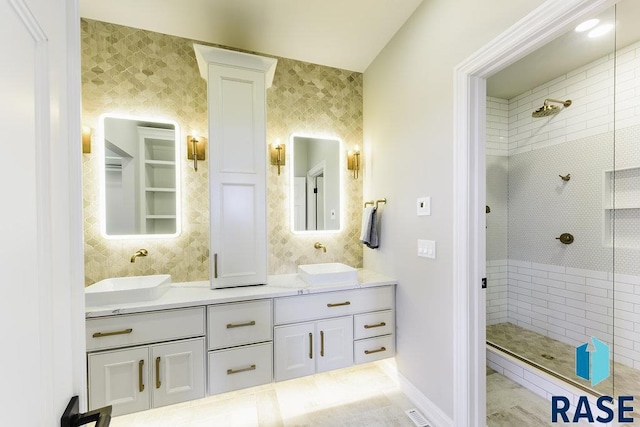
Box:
[396,369,454,427]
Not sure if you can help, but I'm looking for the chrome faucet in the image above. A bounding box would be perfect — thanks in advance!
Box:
[130,248,148,263]
[314,242,327,253]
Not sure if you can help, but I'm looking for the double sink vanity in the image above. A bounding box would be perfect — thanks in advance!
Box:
[84,45,395,417]
[85,264,396,416]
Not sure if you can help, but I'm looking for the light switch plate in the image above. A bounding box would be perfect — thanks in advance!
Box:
[417,197,431,216]
[417,239,436,259]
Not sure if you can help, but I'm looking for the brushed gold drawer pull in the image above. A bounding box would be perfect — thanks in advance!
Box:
[226,320,256,329]
[155,357,161,389]
[92,328,133,338]
[327,301,351,308]
[138,359,145,392]
[214,253,218,278]
[227,365,256,375]
[320,330,325,357]
[364,322,386,329]
[364,346,387,355]
[309,332,313,359]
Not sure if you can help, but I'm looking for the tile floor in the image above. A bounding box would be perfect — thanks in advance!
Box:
[108,360,417,427]
[486,367,591,426]
[104,356,578,426]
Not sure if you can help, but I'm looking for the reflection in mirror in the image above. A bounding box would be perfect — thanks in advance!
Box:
[291,135,342,233]
[100,114,180,238]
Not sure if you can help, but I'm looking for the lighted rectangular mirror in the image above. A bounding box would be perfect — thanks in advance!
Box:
[100,114,181,238]
[290,134,342,233]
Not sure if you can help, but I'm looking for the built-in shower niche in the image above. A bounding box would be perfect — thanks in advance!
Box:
[603,166,640,248]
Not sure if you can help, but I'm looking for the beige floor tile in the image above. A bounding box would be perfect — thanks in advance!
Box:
[109,357,568,427]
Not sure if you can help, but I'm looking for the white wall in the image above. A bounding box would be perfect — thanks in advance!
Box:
[362,0,546,418]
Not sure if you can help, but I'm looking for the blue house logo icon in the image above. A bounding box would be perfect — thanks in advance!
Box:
[576,337,610,386]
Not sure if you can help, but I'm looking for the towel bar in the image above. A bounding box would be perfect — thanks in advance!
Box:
[364,198,387,209]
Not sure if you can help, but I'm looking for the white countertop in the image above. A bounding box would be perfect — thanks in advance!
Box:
[85,269,396,318]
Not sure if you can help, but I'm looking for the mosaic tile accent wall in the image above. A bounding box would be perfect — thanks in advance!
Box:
[81,19,363,285]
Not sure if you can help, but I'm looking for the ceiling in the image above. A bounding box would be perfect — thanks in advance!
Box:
[487,0,640,99]
[79,0,424,73]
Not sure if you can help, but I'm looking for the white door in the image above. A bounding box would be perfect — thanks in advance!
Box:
[274,323,316,381]
[1,0,85,424]
[88,347,150,416]
[316,317,353,373]
[152,338,205,408]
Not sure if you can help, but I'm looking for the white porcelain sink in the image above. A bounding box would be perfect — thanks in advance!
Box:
[85,274,172,306]
[297,263,358,286]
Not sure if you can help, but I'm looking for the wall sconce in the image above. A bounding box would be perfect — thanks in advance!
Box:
[347,145,361,179]
[187,133,206,172]
[82,126,92,154]
[270,140,286,175]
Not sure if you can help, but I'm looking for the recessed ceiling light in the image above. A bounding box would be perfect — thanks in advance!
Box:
[588,23,614,38]
[575,19,599,32]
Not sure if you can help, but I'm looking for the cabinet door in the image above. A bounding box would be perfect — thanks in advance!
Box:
[209,66,267,288]
[274,322,315,382]
[316,317,353,373]
[88,347,149,416]
[151,338,205,408]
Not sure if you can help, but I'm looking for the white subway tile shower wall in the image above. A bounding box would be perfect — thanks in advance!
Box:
[486,260,508,325]
[486,97,509,156]
[504,260,640,371]
[491,39,640,157]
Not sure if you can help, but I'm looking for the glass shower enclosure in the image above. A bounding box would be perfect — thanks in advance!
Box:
[485,0,640,414]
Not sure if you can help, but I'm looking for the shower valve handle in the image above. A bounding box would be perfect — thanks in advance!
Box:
[556,233,574,244]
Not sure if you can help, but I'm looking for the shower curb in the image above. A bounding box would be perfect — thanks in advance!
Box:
[486,345,620,423]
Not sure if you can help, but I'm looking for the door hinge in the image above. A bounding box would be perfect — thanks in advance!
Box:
[481,277,487,289]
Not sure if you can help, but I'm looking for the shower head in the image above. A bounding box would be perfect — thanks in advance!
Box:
[532,98,572,118]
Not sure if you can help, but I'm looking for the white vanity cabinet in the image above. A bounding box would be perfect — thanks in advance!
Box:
[273,286,395,382]
[86,307,206,416]
[85,281,395,416]
[194,45,277,289]
[207,299,274,394]
[274,316,353,381]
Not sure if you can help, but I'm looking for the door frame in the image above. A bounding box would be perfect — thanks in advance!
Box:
[452,0,616,425]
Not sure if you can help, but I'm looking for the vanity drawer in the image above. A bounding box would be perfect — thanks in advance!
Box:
[354,335,395,364]
[274,286,394,325]
[86,307,206,351]
[208,342,273,395]
[207,300,272,350]
[353,310,394,340]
